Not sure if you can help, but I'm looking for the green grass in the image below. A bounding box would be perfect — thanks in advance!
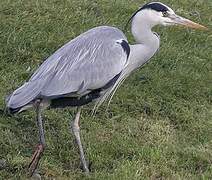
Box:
[0,0,212,179]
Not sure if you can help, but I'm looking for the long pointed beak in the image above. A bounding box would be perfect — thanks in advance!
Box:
[170,14,208,30]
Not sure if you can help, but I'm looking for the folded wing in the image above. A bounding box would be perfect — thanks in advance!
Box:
[7,26,129,109]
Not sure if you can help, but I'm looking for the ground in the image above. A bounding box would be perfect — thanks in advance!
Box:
[0,0,211,179]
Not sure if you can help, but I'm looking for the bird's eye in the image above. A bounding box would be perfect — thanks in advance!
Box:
[162,11,169,17]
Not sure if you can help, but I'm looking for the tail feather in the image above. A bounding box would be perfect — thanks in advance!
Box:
[6,81,42,111]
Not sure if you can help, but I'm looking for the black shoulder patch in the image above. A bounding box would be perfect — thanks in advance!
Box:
[117,40,130,59]
[141,2,168,12]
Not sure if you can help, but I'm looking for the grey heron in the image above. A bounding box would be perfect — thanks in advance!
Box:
[6,1,207,176]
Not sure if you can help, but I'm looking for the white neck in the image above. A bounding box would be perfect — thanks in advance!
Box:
[122,11,160,76]
[131,13,159,47]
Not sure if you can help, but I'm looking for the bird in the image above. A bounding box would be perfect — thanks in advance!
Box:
[6,1,207,176]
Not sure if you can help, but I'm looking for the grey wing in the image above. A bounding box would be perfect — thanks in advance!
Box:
[7,26,129,109]
[39,26,129,97]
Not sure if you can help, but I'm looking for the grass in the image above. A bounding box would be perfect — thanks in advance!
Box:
[0,0,211,179]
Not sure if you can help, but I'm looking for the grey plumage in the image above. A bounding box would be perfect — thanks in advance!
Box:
[5,1,206,175]
[7,26,130,111]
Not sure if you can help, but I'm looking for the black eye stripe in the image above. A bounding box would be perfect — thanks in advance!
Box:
[141,2,169,12]
[125,2,170,30]
[128,2,169,22]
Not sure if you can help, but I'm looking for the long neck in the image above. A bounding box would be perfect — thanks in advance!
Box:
[131,14,158,47]
[122,13,160,75]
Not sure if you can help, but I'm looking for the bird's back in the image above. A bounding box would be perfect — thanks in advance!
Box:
[6,26,129,112]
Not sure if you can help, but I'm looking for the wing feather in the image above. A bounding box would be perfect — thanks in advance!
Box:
[7,26,129,109]
[40,26,129,97]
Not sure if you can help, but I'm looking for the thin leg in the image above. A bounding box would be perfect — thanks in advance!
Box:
[28,100,45,177]
[71,107,89,173]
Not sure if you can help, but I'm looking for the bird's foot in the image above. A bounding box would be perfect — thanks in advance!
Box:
[80,161,92,174]
[28,144,44,177]
[31,169,42,180]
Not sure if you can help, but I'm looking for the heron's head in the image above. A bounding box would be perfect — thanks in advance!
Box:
[129,2,207,30]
